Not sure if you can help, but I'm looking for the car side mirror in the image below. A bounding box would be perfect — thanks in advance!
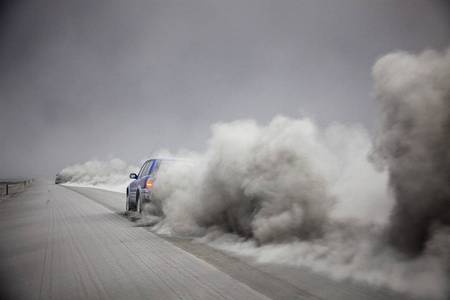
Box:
[129,173,138,179]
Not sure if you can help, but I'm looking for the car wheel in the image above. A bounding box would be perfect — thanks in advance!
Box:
[126,192,130,211]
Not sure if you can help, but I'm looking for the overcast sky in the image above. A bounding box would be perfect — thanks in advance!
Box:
[0,0,449,178]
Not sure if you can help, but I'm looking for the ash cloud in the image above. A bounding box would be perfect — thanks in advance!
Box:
[372,48,450,256]
[150,112,447,298]
[152,117,389,241]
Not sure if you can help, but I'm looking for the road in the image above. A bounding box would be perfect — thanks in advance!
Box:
[0,179,417,300]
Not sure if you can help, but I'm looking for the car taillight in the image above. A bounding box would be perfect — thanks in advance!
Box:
[146,179,154,189]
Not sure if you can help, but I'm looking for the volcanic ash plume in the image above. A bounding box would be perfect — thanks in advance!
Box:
[372,48,450,256]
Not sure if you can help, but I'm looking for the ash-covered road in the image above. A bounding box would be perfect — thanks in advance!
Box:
[0,180,416,300]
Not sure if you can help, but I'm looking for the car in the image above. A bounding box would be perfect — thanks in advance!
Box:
[126,158,188,213]
[55,173,71,184]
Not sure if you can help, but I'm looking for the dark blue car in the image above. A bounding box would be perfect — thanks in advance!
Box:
[126,158,186,213]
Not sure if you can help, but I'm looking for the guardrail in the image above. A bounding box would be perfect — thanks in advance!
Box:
[0,179,33,196]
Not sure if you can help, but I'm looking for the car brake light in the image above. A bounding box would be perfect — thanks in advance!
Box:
[146,179,154,189]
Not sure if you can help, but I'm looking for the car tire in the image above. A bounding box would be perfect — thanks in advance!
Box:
[126,192,130,211]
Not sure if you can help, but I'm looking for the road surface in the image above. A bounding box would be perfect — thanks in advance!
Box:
[0,179,418,300]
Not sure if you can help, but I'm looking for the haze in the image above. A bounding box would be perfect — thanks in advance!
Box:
[1,0,449,178]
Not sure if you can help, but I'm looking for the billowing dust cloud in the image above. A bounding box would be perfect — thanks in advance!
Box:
[151,118,447,299]
[60,48,450,299]
[372,48,450,256]
[152,117,390,241]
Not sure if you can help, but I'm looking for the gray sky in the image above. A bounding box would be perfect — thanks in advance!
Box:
[0,0,449,178]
